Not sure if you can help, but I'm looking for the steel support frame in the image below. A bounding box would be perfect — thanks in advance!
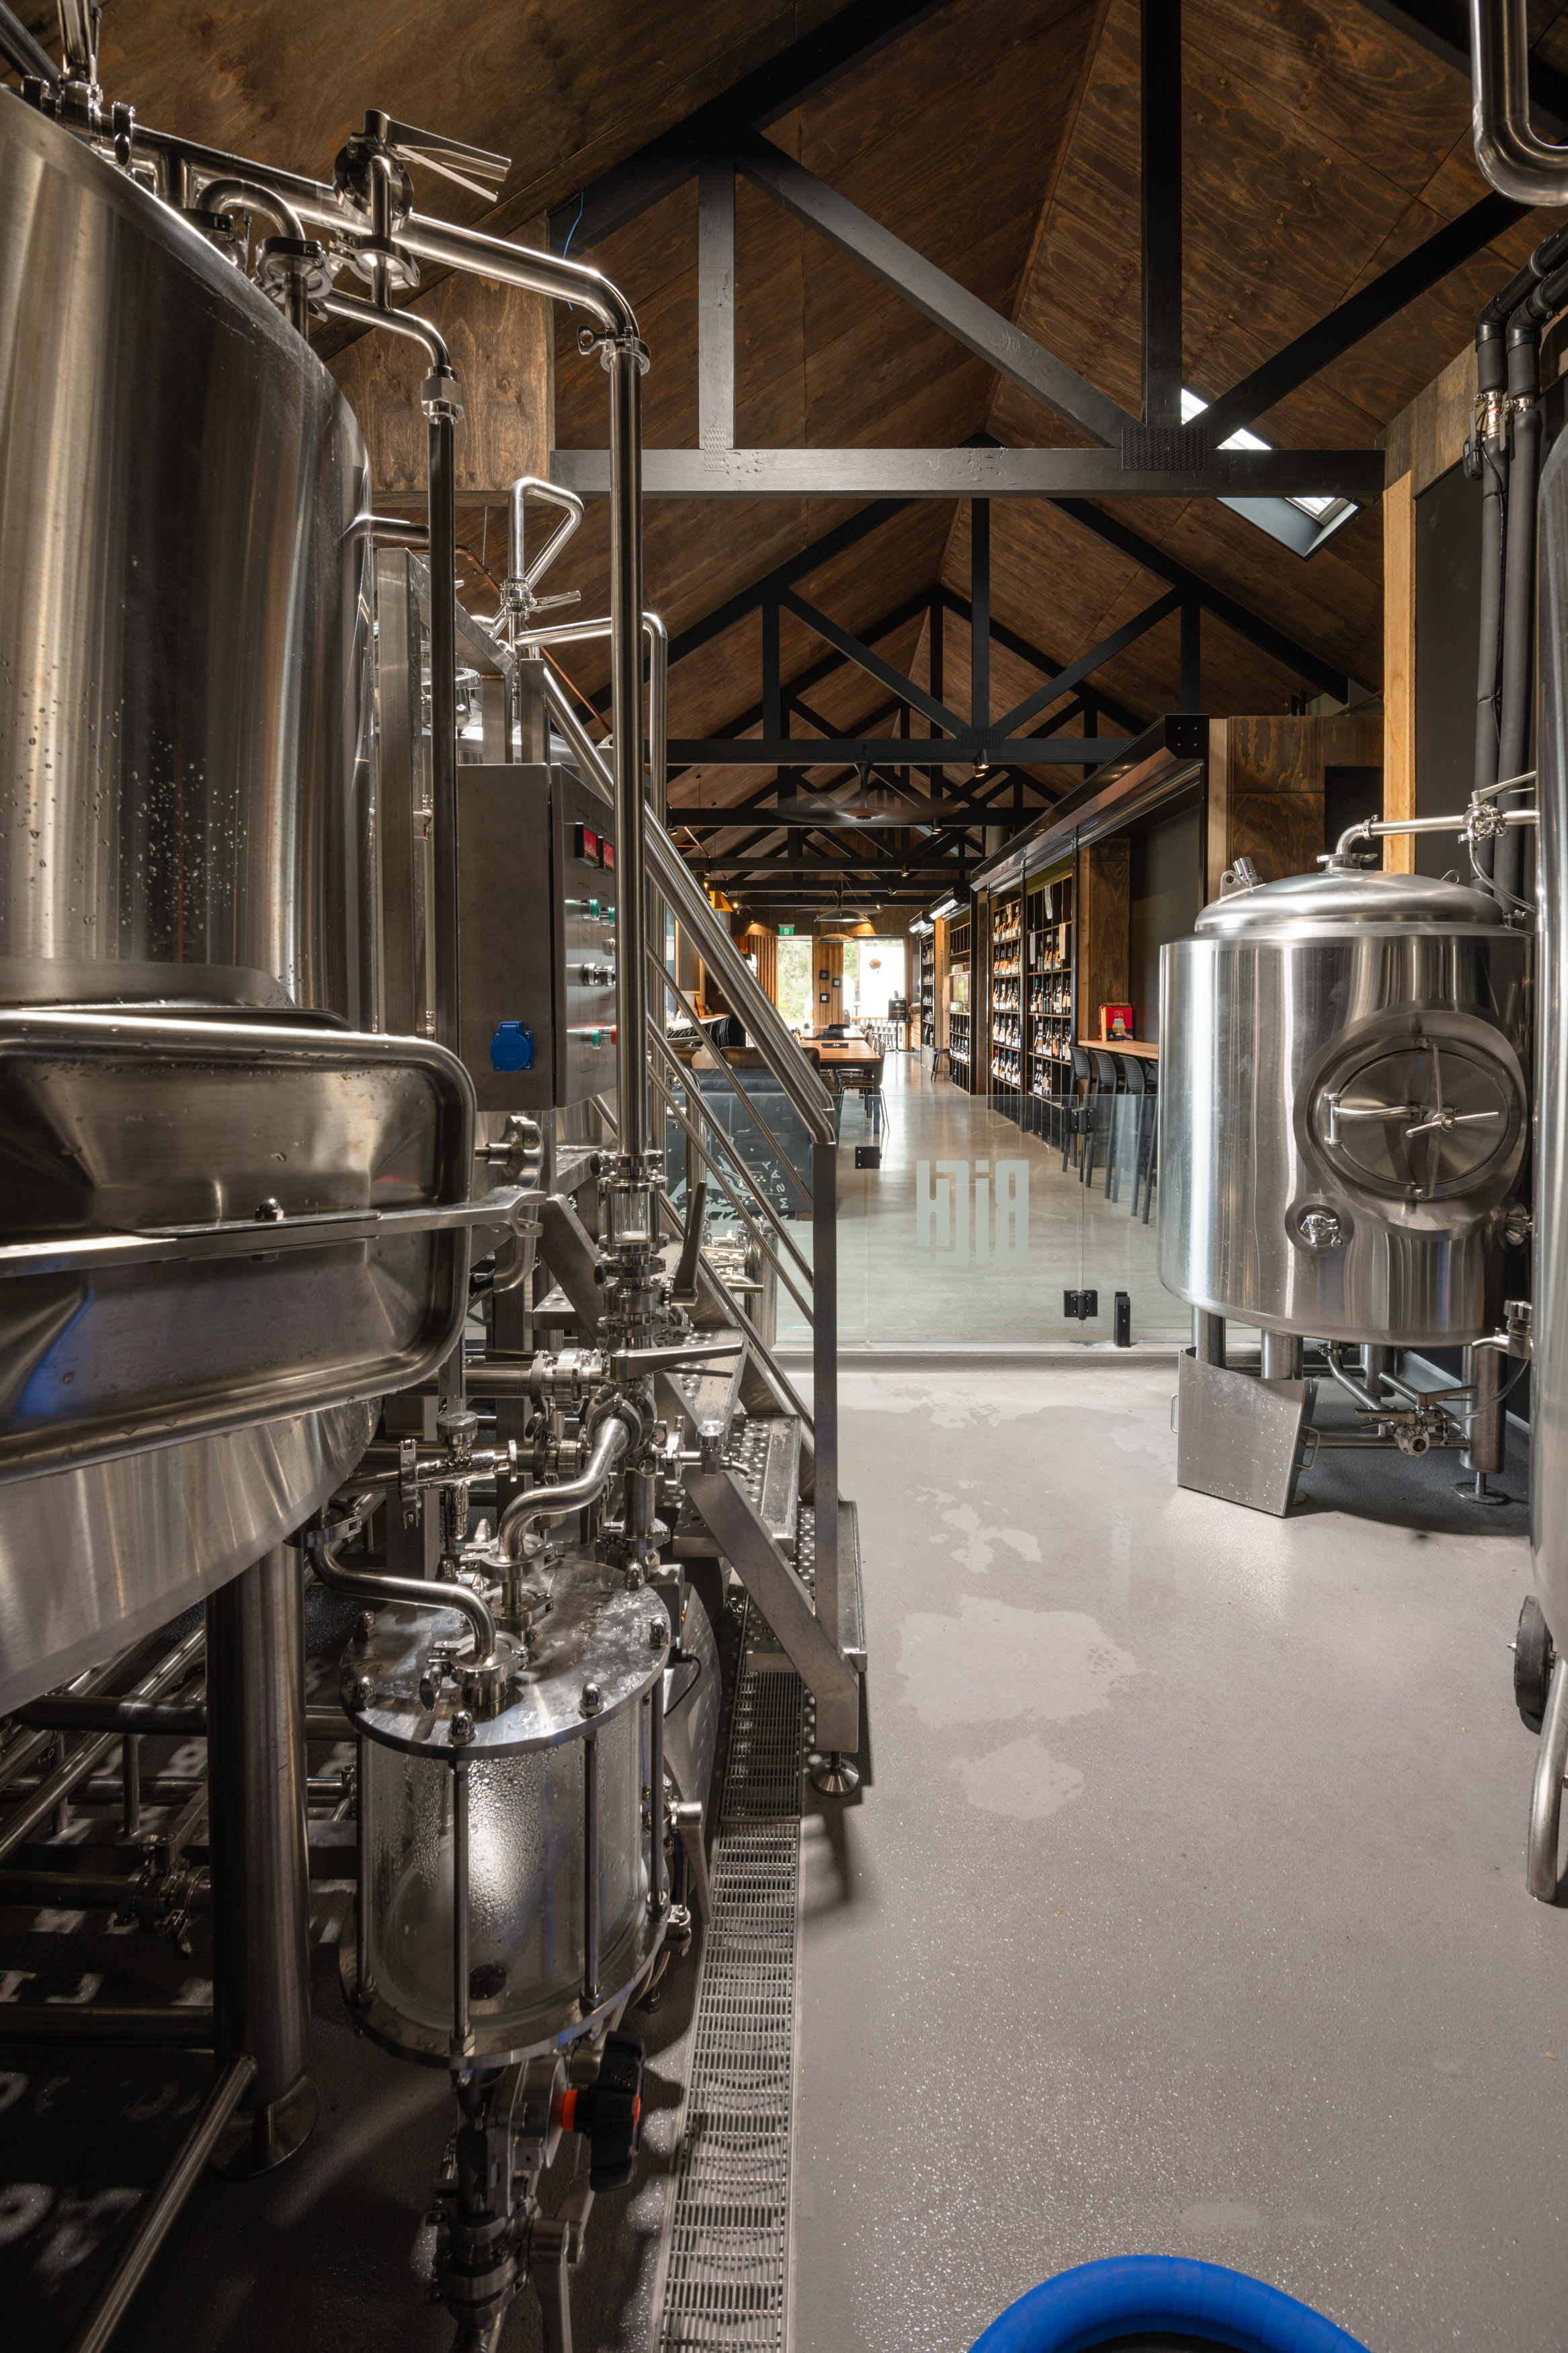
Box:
[667,733,1131,765]
[553,444,1383,500]
[1200,188,1525,446]
[545,0,962,251]
[1141,0,1184,430]
[668,551,1167,776]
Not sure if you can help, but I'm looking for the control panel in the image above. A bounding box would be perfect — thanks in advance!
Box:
[456,763,618,1111]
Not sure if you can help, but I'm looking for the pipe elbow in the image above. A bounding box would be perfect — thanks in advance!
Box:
[1475,118,1568,208]
[496,1412,633,1561]
[1472,0,1568,206]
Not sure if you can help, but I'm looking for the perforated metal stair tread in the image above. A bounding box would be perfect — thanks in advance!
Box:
[653,1601,803,2352]
[757,1418,801,1546]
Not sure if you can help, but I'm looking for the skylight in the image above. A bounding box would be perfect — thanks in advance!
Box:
[1180,389,1354,549]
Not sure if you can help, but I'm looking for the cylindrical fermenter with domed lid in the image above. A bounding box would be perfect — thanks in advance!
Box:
[1158,866,1530,1349]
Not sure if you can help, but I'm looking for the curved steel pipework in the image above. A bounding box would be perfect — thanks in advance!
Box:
[1325,1343,1384,1414]
[195,175,308,245]
[319,286,452,368]
[0,3,58,83]
[393,212,638,339]
[496,1412,632,1562]
[513,610,667,812]
[1471,0,1568,204]
[310,1490,498,1662]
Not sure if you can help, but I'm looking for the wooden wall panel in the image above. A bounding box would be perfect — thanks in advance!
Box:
[329,258,551,503]
[1077,838,1131,1024]
[1380,345,1476,499]
[813,939,844,1025]
[1228,790,1325,881]
[1206,711,1383,887]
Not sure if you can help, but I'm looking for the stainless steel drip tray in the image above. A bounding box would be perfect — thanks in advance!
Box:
[0,1009,490,1480]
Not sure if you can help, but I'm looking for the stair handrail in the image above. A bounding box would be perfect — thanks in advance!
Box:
[540,667,836,1144]
[647,949,813,1211]
[656,1187,816,1430]
[647,1035,815,1316]
[542,658,840,1640]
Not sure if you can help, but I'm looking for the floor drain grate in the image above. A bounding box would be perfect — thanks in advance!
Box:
[654,1603,802,2352]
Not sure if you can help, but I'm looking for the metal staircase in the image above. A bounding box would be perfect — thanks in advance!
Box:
[535,667,867,1767]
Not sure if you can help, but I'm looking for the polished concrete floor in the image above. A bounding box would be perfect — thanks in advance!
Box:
[1,1372,1555,2352]
[794,1364,1560,2353]
[776,1053,1188,1350]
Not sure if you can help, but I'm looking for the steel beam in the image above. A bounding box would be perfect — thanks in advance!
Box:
[698,161,737,451]
[780,587,964,735]
[991,589,1180,736]
[1181,598,1202,711]
[1200,191,1524,446]
[679,798,1047,828]
[936,587,1146,735]
[735,131,1132,445]
[667,736,1132,765]
[547,0,961,250]
[1141,0,1184,430]
[551,444,1383,500]
[691,861,1009,875]
[1049,497,1349,697]
[971,499,990,733]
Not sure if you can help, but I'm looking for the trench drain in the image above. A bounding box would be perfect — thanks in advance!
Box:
[652,1603,804,2352]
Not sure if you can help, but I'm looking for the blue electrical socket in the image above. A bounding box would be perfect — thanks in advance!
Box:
[489,1021,534,1073]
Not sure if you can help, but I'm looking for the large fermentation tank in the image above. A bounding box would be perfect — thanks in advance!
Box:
[0,95,442,1702]
[0,91,370,1014]
[1159,869,1530,1347]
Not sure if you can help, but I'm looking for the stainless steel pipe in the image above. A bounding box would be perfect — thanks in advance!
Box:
[0,1630,204,1867]
[311,1492,498,1663]
[1471,0,1568,206]
[606,337,648,1163]
[205,1548,317,2176]
[496,1413,631,1560]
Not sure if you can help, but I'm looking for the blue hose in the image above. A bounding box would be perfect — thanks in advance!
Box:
[970,2256,1373,2353]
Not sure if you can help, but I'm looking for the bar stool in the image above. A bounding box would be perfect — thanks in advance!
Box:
[1136,1058,1159,1223]
[1083,1049,1122,1190]
[1061,1043,1093,1174]
[1107,1053,1146,1204]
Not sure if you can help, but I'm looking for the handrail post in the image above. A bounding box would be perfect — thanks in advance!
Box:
[813,1138,838,1638]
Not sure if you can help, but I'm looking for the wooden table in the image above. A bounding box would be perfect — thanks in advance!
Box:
[1079,1036,1159,1060]
[799,1035,885,1131]
[801,1034,884,1083]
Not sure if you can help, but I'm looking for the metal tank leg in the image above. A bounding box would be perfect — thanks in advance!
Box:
[1260,1331,1303,1381]
[1194,1310,1225,1367]
[1458,1341,1509,1504]
[205,1545,319,2175]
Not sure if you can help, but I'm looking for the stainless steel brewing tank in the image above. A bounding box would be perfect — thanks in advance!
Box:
[0,94,394,1700]
[1158,869,1529,1346]
[0,90,370,1016]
